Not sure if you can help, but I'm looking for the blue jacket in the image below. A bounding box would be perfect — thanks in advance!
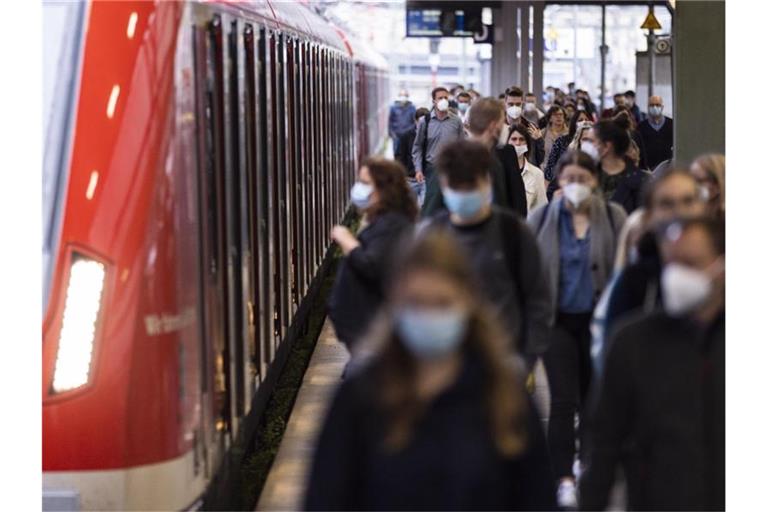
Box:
[388,101,416,138]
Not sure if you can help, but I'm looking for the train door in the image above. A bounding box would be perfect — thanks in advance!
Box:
[237,22,260,415]
[192,13,231,474]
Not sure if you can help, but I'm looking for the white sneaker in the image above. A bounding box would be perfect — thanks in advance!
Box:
[557,479,579,510]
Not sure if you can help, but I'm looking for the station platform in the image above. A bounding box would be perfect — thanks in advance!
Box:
[255,317,552,511]
[256,321,350,511]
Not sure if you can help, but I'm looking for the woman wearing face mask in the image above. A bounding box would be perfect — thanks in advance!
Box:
[593,118,650,214]
[690,152,725,219]
[544,110,594,186]
[304,231,557,511]
[527,150,626,510]
[508,126,548,214]
[328,158,417,351]
[542,105,569,166]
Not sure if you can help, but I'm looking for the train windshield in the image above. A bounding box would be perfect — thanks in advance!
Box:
[42,0,85,309]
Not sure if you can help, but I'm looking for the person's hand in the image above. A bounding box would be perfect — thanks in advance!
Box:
[527,124,543,140]
[415,171,425,183]
[331,225,360,255]
[553,188,564,200]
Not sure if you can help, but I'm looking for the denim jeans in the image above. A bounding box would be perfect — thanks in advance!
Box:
[407,178,425,208]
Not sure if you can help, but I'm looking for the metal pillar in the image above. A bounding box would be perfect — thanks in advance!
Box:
[520,2,530,92]
[491,2,519,95]
[532,2,544,102]
[600,4,607,112]
[647,29,656,97]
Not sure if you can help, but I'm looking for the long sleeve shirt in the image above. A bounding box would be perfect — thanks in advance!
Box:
[411,110,465,173]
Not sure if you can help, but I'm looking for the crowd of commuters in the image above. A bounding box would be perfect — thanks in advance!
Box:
[307,82,725,511]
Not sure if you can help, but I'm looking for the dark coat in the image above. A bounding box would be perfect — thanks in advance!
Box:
[598,159,650,215]
[328,212,413,348]
[496,144,529,218]
[388,102,416,138]
[580,310,725,511]
[304,352,558,511]
[604,232,662,343]
[638,117,674,171]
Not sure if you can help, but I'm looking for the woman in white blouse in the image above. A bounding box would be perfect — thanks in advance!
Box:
[508,126,548,215]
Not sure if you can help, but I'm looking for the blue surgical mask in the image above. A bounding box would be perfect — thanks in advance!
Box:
[395,308,467,359]
[442,187,490,219]
[350,181,373,209]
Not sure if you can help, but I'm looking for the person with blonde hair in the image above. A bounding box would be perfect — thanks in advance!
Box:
[304,231,556,510]
[690,153,725,218]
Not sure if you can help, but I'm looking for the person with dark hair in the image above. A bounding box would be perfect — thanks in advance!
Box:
[505,86,546,167]
[508,125,548,214]
[593,118,650,214]
[575,90,598,121]
[580,216,725,512]
[601,93,626,119]
[623,89,646,124]
[542,105,569,166]
[305,231,557,511]
[526,150,627,510]
[328,158,417,350]
[412,86,466,217]
[523,91,545,125]
[598,168,707,372]
[395,107,430,206]
[544,110,594,185]
[456,91,472,121]
[420,139,553,370]
[611,107,648,170]
[637,95,673,171]
[466,97,528,217]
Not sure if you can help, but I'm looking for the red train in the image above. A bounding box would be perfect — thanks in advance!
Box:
[42,1,389,509]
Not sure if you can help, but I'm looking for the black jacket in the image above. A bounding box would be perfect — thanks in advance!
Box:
[304,352,557,511]
[637,117,674,171]
[395,129,416,177]
[496,144,529,218]
[424,150,527,218]
[598,159,650,215]
[422,208,552,364]
[328,212,413,347]
[604,231,662,343]
[580,310,725,511]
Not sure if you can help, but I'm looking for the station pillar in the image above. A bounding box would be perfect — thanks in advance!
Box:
[673,0,725,161]
[491,1,544,98]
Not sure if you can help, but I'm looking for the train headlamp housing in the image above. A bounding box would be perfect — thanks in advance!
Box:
[51,255,106,394]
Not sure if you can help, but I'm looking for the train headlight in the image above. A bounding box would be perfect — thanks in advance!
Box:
[52,257,105,393]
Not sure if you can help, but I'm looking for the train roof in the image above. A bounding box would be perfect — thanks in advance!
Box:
[211,0,388,70]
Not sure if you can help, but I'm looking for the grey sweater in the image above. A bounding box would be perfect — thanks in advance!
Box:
[527,197,626,326]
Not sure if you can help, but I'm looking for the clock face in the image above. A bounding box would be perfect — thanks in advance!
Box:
[656,39,670,54]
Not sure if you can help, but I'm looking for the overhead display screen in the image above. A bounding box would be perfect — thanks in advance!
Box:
[406,8,479,37]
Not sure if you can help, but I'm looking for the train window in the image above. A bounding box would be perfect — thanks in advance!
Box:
[43,0,86,307]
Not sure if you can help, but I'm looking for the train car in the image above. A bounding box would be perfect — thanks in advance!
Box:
[41,1,388,509]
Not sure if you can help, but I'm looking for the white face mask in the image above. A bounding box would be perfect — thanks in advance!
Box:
[524,102,536,112]
[649,105,663,117]
[496,124,511,148]
[458,102,469,113]
[562,182,592,208]
[515,144,528,157]
[350,181,374,209]
[699,185,711,202]
[506,105,522,119]
[661,261,721,316]
[580,140,600,162]
[397,95,408,103]
[436,98,450,112]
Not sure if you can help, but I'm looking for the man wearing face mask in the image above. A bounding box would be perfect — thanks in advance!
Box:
[456,91,472,122]
[388,89,416,157]
[580,217,724,512]
[505,86,546,167]
[420,140,552,370]
[637,96,674,170]
[623,90,646,124]
[412,87,466,217]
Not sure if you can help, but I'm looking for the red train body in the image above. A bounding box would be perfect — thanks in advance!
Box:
[42,1,388,509]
